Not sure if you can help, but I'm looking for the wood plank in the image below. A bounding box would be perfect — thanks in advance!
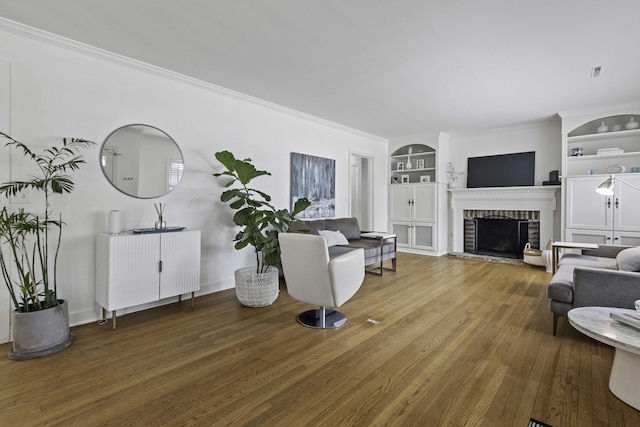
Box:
[0,253,638,426]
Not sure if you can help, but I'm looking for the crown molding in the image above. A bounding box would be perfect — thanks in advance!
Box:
[0,17,387,144]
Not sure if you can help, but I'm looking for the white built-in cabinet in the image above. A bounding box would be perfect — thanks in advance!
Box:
[390,183,437,251]
[389,142,441,253]
[96,230,201,328]
[560,108,640,245]
[565,175,640,245]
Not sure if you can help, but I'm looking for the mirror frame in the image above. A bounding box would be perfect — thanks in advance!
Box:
[100,124,184,199]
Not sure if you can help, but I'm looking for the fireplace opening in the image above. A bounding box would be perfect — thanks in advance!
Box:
[471,218,530,259]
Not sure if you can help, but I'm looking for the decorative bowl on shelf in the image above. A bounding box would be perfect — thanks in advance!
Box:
[606,164,626,174]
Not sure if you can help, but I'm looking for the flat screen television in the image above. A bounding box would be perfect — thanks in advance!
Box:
[466,151,535,188]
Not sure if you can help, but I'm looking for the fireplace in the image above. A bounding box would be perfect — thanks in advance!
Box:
[466,218,530,258]
[449,186,559,256]
[463,209,540,259]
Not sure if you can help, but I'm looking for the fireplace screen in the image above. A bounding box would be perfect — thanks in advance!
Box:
[463,210,540,259]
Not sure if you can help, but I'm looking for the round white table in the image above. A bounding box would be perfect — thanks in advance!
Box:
[568,307,640,410]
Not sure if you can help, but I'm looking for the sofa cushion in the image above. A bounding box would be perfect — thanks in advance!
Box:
[324,217,361,240]
[289,219,324,235]
[558,253,618,270]
[327,245,358,260]
[617,246,640,272]
[319,230,349,247]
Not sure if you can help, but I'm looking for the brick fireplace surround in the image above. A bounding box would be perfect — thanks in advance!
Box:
[449,186,560,255]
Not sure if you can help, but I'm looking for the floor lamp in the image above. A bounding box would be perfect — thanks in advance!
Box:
[595,174,640,196]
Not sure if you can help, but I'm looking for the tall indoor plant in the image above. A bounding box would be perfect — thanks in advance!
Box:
[0,131,94,359]
[213,150,310,306]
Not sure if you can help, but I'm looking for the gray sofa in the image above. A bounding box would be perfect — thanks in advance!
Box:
[289,217,396,275]
[547,244,640,335]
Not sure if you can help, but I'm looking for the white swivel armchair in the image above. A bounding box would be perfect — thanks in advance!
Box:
[279,233,365,329]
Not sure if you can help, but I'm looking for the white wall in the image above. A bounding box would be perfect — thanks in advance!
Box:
[448,120,562,187]
[0,59,11,343]
[447,120,563,251]
[0,21,388,339]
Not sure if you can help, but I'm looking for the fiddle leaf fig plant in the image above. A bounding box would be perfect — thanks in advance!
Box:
[213,150,310,273]
[0,131,94,312]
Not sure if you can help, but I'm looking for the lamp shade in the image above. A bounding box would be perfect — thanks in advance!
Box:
[596,176,615,196]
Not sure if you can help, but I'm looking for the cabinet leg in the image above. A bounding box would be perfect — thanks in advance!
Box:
[112,310,117,330]
[191,291,195,309]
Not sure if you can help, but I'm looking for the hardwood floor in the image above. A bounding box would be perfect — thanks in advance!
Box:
[1,253,638,426]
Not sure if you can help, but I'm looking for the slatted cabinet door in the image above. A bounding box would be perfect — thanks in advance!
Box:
[96,233,160,311]
[159,231,201,299]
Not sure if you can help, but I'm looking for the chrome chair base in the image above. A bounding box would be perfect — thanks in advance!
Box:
[298,308,347,329]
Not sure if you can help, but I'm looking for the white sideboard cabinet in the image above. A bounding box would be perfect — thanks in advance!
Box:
[96,230,201,329]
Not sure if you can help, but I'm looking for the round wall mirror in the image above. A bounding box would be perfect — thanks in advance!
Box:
[100,124,184,198]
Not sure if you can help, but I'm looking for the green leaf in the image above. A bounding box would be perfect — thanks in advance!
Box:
[253,189,272,202]
[292,198,311,216]
[220,188,243,203]
[229,199,245,210]
[234,160,258,185]
[234,239,250,250]
[215,151,236,171]
[50,176,75,194]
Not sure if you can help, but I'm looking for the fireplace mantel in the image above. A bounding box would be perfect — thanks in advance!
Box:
[449,186,560,253]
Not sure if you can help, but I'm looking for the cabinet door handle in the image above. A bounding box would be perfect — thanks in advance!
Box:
[615,198,619,208]
[159,260,163,273]
[606,237,611,240]
[607,198,611,208]
[614,237,619,241]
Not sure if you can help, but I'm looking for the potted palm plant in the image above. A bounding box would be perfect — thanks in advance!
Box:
[213,150,310,307]
[0,132,94,360]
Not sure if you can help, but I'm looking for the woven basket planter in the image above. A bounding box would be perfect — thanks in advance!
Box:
[234,266,279,307]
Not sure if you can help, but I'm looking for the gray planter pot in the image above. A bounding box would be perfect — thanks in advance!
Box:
[8,299,74,361]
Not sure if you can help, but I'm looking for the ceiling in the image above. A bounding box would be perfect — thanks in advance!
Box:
[1,0,639,138]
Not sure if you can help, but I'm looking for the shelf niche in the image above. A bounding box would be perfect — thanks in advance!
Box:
[565,114,640,177]
[568,114,640,137]
[390,144,436,184]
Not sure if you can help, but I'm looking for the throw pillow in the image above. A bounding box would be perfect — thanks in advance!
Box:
[318,230,349,247]
[617,246,640,272]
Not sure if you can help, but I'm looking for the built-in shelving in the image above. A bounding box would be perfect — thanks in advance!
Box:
[390,145,436,184]
[565,115,640,177]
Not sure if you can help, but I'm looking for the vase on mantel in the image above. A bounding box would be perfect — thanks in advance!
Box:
[626,118,639,130]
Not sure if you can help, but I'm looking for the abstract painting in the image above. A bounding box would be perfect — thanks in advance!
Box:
[290,152,335,218]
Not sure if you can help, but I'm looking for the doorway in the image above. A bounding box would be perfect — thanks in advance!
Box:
[349,153,373,231]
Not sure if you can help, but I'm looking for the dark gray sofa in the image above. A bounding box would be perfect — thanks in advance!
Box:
[546,244,640,335]
[289,217,396,275]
